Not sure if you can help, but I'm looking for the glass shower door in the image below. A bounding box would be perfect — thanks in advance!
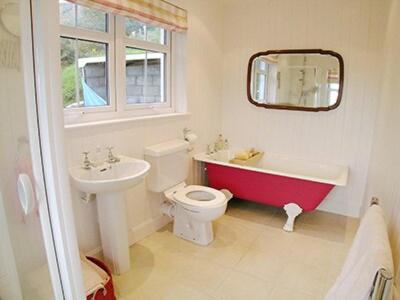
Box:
[0,1,62,299]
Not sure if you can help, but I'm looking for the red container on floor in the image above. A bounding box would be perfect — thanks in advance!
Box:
[86,257,116,300]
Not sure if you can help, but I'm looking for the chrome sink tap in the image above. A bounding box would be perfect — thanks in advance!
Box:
[82,151,96,170]
[106,147,120,164]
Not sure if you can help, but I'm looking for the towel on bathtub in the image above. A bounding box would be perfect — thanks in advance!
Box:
[325,205,393,300]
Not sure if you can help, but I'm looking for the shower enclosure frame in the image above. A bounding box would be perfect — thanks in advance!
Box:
[18,1,86,299]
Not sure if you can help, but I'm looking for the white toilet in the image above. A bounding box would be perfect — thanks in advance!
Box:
[145,139,228,246]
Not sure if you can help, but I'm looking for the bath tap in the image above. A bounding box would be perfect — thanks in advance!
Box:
[206,144,215,155]
[106,146,120,164]
[82,151,96,169]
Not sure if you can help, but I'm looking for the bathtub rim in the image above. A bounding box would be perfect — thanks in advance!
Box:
[193,152,349,187]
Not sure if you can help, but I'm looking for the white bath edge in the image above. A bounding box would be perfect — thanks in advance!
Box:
[194,152,349,187]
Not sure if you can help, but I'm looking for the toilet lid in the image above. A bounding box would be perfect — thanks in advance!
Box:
[173,185,226,208]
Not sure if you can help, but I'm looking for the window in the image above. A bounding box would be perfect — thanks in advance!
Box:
[253,59,269,103]
[59,1,113,112]
[59,1,174,123]
[59,0,107,32]
[125,48,166,105]
[122,17,170,108]
[60,38,109,108]
[125,18,166,45]
[328,83,339,105]
[327,69,340,105]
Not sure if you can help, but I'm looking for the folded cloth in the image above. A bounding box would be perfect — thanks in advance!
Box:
[80,253,110,296]
[234,148,261,160]
[325,205,393,300]
[234,151,251,160]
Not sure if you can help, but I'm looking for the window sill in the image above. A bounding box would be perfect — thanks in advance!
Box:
[64,112,191,131]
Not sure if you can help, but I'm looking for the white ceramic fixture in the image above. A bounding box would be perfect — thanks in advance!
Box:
[144,139,229,246]
[70,156,150,274]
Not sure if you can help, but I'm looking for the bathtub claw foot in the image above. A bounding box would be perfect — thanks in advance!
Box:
[283,203,302,232]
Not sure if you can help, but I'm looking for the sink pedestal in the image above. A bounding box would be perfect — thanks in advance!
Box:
[96,191,130,274]
[69,156,150,274]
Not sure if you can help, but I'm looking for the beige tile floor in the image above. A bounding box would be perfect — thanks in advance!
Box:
[114,199,359,300]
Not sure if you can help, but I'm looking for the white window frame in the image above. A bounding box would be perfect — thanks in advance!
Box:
[60,5,175,125]
[115,16,173,118]
[60,14,116,121]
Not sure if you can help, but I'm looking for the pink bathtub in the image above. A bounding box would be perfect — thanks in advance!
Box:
[194,152,348,231]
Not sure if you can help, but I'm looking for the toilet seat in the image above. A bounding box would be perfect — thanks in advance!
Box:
[173,185,226,208]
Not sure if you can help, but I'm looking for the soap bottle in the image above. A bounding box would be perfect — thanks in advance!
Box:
[224,139,229,150]
[215,134,224,151]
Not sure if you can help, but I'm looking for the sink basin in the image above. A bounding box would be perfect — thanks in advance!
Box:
[70,156,150,194]
[69,155,150,275]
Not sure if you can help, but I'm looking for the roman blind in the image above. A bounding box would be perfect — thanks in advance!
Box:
[68,0,188,32]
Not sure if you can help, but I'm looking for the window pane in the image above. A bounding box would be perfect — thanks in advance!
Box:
[125,19,146,41]
[329,91,339,105]
[329,83,340,90]
[146,25,165,44]
[59,0,75,27]
[257,60,267,71]
[59,0,107,32]
[255,74,266,101]
[125,18,166,45]
[78,40,108,107]
[60,38,77,108]
[77,5,107,32]
[144,52,164,103]
[125,47,166,104]
[60,37,109,108]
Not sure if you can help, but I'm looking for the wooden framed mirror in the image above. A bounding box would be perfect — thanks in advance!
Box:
[247,49,344,112]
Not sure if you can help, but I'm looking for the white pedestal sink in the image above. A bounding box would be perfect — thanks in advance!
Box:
[70,156,150,274]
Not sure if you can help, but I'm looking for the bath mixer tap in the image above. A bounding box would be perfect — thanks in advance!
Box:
[82,151,96,169]
[106,147,120,164]
[206,144,215,155]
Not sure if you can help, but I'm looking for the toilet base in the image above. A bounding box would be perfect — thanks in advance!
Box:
[172,205,214,246]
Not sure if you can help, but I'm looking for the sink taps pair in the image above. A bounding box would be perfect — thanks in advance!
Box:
[82,147,120,170]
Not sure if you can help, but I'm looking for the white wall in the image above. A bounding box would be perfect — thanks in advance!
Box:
[364,0,400,285]
[66,0,224,253]
[220,0,390,217]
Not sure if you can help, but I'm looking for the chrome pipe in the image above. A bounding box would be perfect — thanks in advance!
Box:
[368,197,393,300]
[371,268,393,300]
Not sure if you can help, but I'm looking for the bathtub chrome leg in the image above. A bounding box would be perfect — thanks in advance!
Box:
[283,203,303,232]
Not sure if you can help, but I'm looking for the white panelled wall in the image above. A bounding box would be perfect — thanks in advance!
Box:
[67,0,400,264]
[66,0,224,253]
[364,0,400,286]
[220,0,391,217]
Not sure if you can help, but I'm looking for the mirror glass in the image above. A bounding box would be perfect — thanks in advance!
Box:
[248,50,343,111]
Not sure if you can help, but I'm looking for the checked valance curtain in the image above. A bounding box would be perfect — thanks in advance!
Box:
[68,0,188,32]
